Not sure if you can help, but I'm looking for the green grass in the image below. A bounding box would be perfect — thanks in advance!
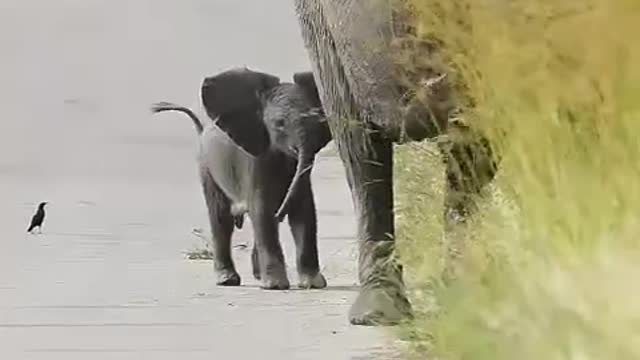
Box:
[392,0,640,358]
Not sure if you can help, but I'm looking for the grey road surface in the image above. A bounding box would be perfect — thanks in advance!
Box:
[0,1,401,359]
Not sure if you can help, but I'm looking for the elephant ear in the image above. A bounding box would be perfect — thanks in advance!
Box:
[293,71,323,109]
[201,67,281,157]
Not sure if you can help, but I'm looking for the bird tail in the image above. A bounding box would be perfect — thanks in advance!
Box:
[150,101,204,135]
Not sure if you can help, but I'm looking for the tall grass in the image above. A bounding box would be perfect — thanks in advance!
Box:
[393,0,640,358]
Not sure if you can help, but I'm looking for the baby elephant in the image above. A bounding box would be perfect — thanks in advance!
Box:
[151,67,332,290]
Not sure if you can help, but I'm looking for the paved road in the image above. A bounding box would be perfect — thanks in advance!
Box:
[0,1,400,359]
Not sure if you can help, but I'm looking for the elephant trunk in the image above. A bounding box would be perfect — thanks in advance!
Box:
[275,152,314,222]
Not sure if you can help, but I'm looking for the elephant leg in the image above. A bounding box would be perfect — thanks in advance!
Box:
[335,124,413,326]
[250,206,289,290]
[293,0,411,325]
[287,177,327,289]
[251,245,261,280]
[200,169,240,286]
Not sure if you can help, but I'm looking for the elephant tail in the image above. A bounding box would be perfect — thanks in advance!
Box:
[150,101,204,135]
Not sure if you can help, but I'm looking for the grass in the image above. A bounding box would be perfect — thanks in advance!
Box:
[184,228,215,260]
[184,227,249,260]
[392,0,640,358]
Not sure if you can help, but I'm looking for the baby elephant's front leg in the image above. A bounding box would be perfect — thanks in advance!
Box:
[287,179,327,289]
[250,209,289,290]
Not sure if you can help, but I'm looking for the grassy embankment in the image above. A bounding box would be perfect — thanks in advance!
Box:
[392,1,640,358]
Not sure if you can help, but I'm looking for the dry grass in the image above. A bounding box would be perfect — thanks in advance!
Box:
[184,228,214,260]
[392,0,640,358]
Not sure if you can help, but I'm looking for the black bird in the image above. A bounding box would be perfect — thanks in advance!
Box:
[27,202,48,234]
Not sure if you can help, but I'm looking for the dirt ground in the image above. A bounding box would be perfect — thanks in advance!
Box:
[0,1,402,359]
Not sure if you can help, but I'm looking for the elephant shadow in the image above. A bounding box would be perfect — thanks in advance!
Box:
[231,284,360,292]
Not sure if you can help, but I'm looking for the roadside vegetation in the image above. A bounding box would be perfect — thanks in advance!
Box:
[393,0,640,358]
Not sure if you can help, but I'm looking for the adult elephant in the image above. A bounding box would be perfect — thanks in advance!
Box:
[292,0,498,325]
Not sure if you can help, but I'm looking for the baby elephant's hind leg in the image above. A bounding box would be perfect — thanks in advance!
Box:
[200,169,240,286]
[287,177,327,289]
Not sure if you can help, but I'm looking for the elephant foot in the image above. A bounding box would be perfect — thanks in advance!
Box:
[260,276,290,290]
[260,267,290,290]
[349,241,413,326]
[348,286,413,326]
[298,272,327,289]
[215,269,241,286]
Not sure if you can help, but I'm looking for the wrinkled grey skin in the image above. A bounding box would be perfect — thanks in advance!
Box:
[151,67,332,290]
[293,0,498,325]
